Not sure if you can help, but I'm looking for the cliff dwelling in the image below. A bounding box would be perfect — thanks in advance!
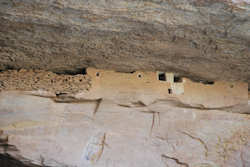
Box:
[0,67,249,167]
[85,68,248,108]
[0,0,250,167]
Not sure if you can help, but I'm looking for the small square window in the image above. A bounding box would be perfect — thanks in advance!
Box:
[174,76,182,83]
[158,72,166,81]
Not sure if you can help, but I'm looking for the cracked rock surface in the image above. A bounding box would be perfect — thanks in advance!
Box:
[0,0,250,84]
[0,91,250,167]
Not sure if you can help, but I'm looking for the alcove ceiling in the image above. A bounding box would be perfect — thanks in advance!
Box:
[0,0,249,85]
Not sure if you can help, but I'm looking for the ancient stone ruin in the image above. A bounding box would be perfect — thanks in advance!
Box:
[0,68,249,167]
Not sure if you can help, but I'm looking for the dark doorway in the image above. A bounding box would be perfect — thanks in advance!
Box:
[168,89,172,94]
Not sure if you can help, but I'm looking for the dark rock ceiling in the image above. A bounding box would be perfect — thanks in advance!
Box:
[0,0,250,84]
[0,154,42,167]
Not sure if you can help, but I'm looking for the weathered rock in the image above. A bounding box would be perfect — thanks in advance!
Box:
[0,91,250,167]
[0,69,91,94]
[1,1,250,166]
[0,68,249,166]
[0,0,250,84]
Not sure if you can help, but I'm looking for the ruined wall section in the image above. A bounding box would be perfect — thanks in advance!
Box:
[0,68,248,108]
[86,68,174,105]
[0,69,91,94]
[86,68,248,108]
[180,79,248,108]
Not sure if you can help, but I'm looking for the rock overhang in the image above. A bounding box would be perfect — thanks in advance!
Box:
[0,0,250,85]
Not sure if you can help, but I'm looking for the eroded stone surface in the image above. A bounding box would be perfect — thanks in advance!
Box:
[0,0,250,84]
[0,69,91,94]
[0,91,249,167]
[0,68,249,166]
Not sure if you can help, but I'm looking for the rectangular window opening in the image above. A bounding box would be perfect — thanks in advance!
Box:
[158,72,166,81]
[174,76,182,83]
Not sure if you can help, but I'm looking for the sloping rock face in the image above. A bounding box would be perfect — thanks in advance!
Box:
[0,0,250,84]
[0,91,250,167]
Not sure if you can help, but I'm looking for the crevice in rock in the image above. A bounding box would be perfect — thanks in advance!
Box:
[115,70,136,74]
[201,81,215,85]
[161,154,189,167]
[93,98,103,116]
[180,131,209,157]
[54,68,87,75]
